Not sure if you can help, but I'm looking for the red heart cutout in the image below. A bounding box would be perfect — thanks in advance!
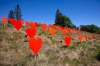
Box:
[30,22,37,29]
[9,18,23,30]
[64,36,72,46]
[28,37,42,54]
[25,27,37,37]
[25,21,29,26]
[41,23,48,32]
[9,18,16,25]
[16,20,23,30]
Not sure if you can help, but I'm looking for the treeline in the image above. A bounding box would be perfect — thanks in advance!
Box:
[54,9,100,34]
[80,24,100,34]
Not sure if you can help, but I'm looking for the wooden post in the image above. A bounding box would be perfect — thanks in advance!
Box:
[34,54,38,66]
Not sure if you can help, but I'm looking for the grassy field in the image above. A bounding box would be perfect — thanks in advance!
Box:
[0,25,100,66]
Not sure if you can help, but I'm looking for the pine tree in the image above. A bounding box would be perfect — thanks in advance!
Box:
[7,4,22,26]
[7,10,15,27]
[14,4,22,20]
[55,9,76,28]
[8,10,15,19]
[55,9,63,25]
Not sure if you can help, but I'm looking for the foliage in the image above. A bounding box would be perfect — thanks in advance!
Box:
[80,24,100,34]
[14,4,22,20]
[7,10,15,27]
[8,10,15,19]
[55,9,76,28]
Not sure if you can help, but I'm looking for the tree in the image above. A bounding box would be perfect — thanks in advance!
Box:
[80,24,100,33]
[55,9,76,28]
[7,10,15,27]
[8,10,15,19]
[55,9,63,26]
[7,4,23,27]
[14,4,22,20]
[62,16,76,28]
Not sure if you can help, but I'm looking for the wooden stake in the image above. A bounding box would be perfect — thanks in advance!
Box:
[34,54,38,66]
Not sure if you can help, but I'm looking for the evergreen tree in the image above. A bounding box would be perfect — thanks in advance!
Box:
[14,4,22,20]
[55,9,76,28]
[8,10,15,19]
[55,9,63,25]
[80,24,100,33]
[7,10,15,27]
[7,4,23,27]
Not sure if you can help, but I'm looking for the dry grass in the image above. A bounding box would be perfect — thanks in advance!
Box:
[0,26,100,66]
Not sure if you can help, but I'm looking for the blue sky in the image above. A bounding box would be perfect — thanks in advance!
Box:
[0,0,100,27]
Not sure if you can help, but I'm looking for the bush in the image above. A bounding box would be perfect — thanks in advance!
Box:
[80,24,100,33]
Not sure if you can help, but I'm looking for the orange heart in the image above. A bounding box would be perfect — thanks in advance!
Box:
[2,17,7,25]
[30,22,37,29]
[48,26,56,36]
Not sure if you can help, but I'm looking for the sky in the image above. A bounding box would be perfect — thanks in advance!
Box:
[0,0,100,27]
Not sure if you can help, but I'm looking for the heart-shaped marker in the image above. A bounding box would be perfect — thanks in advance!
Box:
[25,21,29,26]
[62,28,68,35]
[59,26,64,31]
[64,36,72,46]
[79,34,83,44]
[16,20,23,30]
[25,27,37,37]
[9,18,23,30]
[41,23,48,32]
[30,22,37,29]
[48,26,56,36]
[28,37,42,54]
[9,18,16,25]
[2,17,7,25]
